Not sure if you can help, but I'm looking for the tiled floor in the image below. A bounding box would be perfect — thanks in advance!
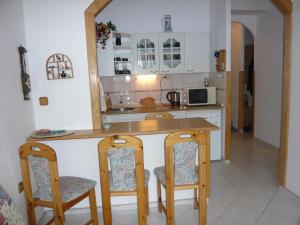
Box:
[41,133,300,225]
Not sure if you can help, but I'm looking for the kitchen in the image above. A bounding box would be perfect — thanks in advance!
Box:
[2,0,300,225]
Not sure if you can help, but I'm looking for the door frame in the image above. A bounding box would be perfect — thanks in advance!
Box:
[85,0,292,187]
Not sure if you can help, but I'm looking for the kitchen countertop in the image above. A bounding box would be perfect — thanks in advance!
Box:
[104,104,223,115]
[27,117,219,142]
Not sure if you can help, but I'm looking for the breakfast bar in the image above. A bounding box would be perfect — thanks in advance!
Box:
[28,118,218,209]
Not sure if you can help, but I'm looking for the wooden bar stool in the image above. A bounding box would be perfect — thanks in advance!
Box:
[98,135,150,225]
[145,112,174,120]
[154,130,208,225]
[19,142,99,225]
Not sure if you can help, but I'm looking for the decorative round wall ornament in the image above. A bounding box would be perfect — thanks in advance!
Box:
[46,53,73,80]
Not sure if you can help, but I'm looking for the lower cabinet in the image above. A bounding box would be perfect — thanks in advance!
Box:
[186,110,222,160]
[103,109,222,160]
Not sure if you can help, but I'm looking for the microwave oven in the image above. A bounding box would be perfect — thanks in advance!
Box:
[185,87,216,106]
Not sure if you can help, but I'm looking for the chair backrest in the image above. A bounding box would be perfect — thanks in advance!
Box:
[164,130,208,187]
[19,142,62,204]
[98,135,145,192]
[145,112,174,120]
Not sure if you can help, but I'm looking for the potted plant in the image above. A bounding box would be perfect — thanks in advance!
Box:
[96,21,116,49]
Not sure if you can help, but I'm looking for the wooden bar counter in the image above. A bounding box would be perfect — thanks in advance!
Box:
[27,118,218,209]
[28,118,218,141]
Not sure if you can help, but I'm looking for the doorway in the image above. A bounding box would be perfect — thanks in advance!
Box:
[231,22,255,134]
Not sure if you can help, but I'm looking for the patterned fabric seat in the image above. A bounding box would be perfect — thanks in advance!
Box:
[109,170,150,192]
[33,176,97,202]
[0,185,26,225]
[29,156,96,203]
[107,147,150,192]
[154,141,199,186]
[154,166,199,186]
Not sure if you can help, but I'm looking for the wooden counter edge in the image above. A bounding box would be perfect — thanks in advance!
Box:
[27,118,219,142]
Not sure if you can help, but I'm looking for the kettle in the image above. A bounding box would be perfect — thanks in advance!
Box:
[166,91,180,106]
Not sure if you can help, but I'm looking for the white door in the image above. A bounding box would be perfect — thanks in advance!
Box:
[159,33,185,74]
[185,32,210,73]
[133,33,159,75]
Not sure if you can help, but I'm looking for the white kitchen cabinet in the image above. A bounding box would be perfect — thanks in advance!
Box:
[102,113,149,123]
[97,32,133,76]
[133,33,159,75]
[186,110,222,160]
[159,33,185,74]
[184,32,210,73]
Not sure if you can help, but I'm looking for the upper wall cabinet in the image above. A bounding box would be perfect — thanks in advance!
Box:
[184,32,210,73]
[133,33,159,75]
[98,32,133,76]
[159,33,185,74]
[97,32,210,77]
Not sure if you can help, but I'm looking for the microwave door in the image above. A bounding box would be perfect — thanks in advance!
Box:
[189,89,208,105]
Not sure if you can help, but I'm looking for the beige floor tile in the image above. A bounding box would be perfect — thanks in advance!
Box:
[214,217,246,225]
[222,204,262,225]
[256,213,299,225]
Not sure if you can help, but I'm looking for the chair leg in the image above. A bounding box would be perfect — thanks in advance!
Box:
[156,179,162,213]
[194,189,198,209]
[101,191,112,225]
[25,199,37,225]
[145,187,149,216]
[53,205,64,225]
[89,188,99,225]
[137,188,147,225]
[165,187,175,225]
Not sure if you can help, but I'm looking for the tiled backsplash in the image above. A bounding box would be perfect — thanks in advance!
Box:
[101,73,210,106]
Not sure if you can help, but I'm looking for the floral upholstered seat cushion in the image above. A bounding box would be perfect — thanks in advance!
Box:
[154,141,199,186]
[154,166,199,186]
[33,176,97,202]
[28,156,96,203]
[107,147,150,192]
[0,185,26,225]
[109,170,150,192]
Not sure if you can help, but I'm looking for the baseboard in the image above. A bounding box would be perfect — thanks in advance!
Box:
[38,198,195,224]
[253,137,279,151]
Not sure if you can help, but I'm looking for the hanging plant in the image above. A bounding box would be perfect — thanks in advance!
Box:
[96,21,117,49]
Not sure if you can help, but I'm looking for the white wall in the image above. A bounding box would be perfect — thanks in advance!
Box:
[23,0,94,130]
[209,0,231,72]
[254,4,283,147]
[286,0,300,197]
[0,0,35,218]
[231,23,244,129]
[96,0,210,32]
[231,0,270,12]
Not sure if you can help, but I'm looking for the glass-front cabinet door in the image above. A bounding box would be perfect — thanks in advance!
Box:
[133,33,159,75]
[159,33,185,74]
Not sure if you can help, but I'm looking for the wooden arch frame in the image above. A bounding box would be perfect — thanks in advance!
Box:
[85,0,292,187]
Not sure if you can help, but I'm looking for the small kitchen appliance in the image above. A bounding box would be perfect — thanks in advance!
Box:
[166,91,180,106]
[185,87,216,106]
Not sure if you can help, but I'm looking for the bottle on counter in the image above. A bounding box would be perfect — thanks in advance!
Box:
[106,92,112,110]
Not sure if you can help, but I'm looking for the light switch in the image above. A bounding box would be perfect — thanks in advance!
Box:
[39,97,48,106]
